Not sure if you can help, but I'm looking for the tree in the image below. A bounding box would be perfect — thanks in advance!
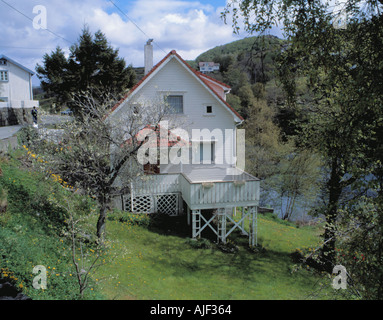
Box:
[36,26,136,115]
[244,85,321,220]
[36,47,69,112]
[223,0,383,276]
[245,90,282,179]
[34,89,170,240]
[277,150,321,221]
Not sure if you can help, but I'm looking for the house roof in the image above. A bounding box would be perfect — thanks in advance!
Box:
[0,54,35,75]
[110,50,243,122]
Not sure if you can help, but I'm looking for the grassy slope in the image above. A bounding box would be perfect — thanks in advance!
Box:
[0,151,100,300]
[97,213,326,300]
[1,149,328,300]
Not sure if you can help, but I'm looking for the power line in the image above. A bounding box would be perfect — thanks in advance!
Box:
[108,0,166,53]
[0,45,57,50]
[0,0,73,45]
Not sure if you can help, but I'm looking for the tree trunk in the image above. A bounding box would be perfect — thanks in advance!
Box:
[96,201,108,240]
[321,157,343,272]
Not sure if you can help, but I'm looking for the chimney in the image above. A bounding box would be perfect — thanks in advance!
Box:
[144,39,153,75]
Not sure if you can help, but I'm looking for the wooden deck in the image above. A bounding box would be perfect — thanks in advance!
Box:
[126,166,260,212]
[119,167,260,245]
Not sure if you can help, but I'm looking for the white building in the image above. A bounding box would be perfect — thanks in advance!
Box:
[0,55,39,122]
[199,61,220,74]
[109,43,260,244]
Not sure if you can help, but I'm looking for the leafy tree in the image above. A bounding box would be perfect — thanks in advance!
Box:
[222,0,383,284]
[34,90,170,240]
[36,26,136,115]
[244,85,321,220]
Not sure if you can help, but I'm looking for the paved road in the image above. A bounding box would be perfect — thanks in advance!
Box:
[0,115,72,140]
[0,125,24,140]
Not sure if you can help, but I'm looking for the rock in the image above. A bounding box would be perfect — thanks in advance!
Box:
[0,281,18,297]
[0,280,31,300]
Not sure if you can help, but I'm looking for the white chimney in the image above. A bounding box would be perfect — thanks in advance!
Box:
[144,39,153,75]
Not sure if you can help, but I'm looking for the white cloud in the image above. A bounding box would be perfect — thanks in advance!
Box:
[0,0,279,86]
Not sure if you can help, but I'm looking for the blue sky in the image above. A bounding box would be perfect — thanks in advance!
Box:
[0,0,282,86]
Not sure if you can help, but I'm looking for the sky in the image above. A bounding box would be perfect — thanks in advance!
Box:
[0,0,283,86]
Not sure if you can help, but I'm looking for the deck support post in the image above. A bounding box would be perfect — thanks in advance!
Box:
[191,209,201,239]
[241,207,246,235]
[217,208,227,244]
[249,206,258,247]
[190,206,259,245]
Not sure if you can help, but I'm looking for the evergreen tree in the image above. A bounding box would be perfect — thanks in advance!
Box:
[36,26,136,115]
[36,47,69,112]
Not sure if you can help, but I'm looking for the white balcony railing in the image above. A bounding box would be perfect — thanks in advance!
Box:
[129,169,260,211]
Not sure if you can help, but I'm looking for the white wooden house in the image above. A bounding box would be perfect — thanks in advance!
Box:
[199,61,220,74]
[109,43,260,244]
[0,54,39,125]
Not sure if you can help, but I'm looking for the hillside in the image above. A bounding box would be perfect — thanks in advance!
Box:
[0,142,329,300]
[194,35,287,97]
[186,35,306,144]
[196,35,287,83]
[188,36,296,130]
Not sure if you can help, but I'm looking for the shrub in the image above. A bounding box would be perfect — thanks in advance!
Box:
[185,238,213,249]
[0,186,7,214]
[17,127,39,149]
[107,209,150,227]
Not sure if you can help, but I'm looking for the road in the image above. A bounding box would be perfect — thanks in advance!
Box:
[0,125,23,140]
[0,115,72,140]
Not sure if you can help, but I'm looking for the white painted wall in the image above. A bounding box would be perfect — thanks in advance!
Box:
[122,57,238,171]
[0,59,38,108]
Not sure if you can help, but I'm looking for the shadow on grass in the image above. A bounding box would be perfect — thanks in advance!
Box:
[147,210,219,241]
[144,212,299,283]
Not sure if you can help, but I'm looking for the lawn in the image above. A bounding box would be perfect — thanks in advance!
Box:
[0,148,330,300]
[96,212,328,300]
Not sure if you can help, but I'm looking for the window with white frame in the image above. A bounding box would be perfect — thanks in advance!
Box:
[203,104,215,116]
[200,141,215,164]
[0,59,7,66]
[165,95,183,114]
[0,71,8,82]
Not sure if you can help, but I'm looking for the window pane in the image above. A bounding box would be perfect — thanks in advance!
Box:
[166,95,183,114]
[200,142,214,164]
[0,71,8,81]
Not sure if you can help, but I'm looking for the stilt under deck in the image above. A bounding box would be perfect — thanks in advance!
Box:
[189,206,258,246]
[119,166,260,245]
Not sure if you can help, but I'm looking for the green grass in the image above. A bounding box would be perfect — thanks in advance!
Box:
[96,212,327,300]
[0,151,101,300]
[1,149,330,300]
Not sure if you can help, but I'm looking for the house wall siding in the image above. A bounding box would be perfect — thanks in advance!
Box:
[129,57,237,168]
[0,61,32,102]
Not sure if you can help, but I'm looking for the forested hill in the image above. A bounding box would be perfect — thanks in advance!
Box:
[193,35,287,85]
[187,35,297,136]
